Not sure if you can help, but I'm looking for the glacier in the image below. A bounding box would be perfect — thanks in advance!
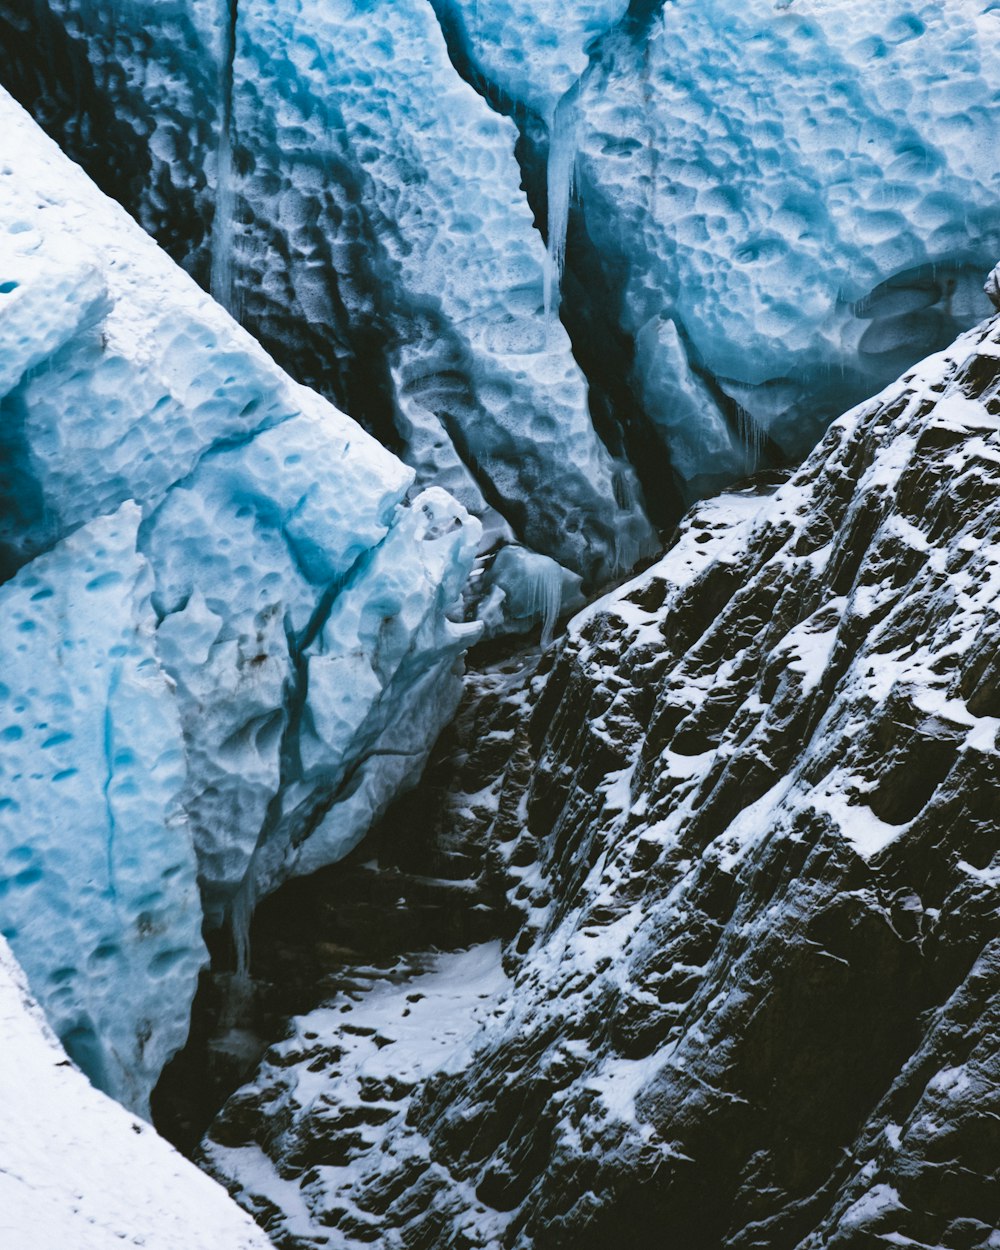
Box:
[410,0,1000,497]
[0,84,482,1106]
[4,0,997,531]
[0,505,204,1118]
[3,3,1000,1245]
[0,0,655,610]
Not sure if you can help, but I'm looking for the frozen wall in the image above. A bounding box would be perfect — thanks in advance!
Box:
[445,0,1000,473]
[0,84,481,1105]
[0,0,655,607]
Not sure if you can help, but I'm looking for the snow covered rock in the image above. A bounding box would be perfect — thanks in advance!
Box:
[0,934,272,1250]
[207,308,1000,1246]
[204,945,510,1247]
[0,85,482,1098]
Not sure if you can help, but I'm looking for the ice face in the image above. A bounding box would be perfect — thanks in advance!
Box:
[142,395,416,921]
[435,0,629,120]
[410,0,1000,484]
[0,0,656,605]
[0,87,483,1097]
[231,0,654,586]
[267,486,483,889]
[3,0,999,529]
[433,0,630,314]
[569,0,1000,459]
[0,505,205,1118]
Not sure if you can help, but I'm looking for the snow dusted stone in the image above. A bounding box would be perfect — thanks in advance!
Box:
[0,505,204,1117]
[204,944,510,1246]
[0,935,271,1249]
[209,307,1000,1246]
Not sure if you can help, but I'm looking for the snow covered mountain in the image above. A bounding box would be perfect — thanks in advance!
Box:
[204,307,1000,1247]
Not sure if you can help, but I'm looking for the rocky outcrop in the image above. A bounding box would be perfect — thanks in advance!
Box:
[204,309,1000,1248]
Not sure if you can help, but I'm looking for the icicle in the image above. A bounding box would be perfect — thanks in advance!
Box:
[210,131,235,310]
[528,558,564,646]
[228,846,258,986]
[736,404,766,471]
[610,468,648,577]
[544,93,580,319]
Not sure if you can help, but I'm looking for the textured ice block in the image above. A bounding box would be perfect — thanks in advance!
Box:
[0,505,204,1116]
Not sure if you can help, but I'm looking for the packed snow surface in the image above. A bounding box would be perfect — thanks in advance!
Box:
[0,935,272,1250]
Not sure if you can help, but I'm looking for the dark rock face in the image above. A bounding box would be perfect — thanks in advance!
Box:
[154,652,533,1154]
[203,312,1000,1249]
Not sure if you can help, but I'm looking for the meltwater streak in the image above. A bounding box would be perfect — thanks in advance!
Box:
[210,0,239,312]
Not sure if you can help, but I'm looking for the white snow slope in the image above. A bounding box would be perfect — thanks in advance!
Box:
[0,934,273,1250]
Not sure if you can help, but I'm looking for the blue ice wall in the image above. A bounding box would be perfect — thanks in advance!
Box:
[0,0,656,603]
[0,87,482,1105]
[447,0,1000,469]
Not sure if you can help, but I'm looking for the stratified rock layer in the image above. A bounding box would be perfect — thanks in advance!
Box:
[206,310,1000,1248]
